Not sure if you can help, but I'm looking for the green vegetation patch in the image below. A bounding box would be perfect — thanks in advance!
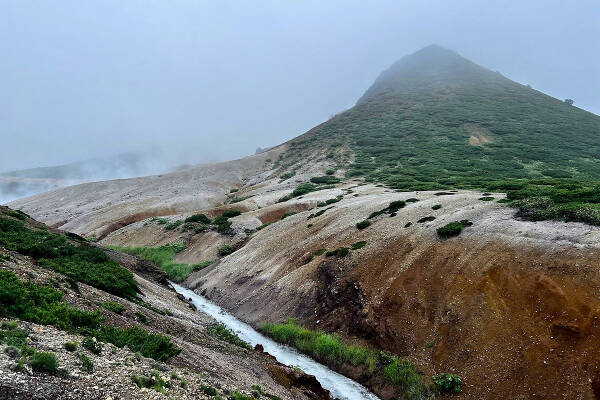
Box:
[260,319,432,397]
[110,243,196,283]
[356,220,371,230]
[325,247,349,258]
[479,196,495,201]
[100,301,126,314]
[436,220,473,238]
[432,204,442,210]
[206,323,252,350]
[278,183,319,202]
[310,176,341,184]
[0,217,138,299]
[218,244,234,256]
[0,271,180,362]
[351,241,367,250]
[433,373,462,394]
[185,214,211,224]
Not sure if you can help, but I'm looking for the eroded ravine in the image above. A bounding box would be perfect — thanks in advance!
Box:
[171,283,381,400]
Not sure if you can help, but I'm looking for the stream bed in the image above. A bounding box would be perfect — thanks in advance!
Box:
[171,283,380,400]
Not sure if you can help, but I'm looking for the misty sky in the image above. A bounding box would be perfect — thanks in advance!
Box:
[2,0,599,172]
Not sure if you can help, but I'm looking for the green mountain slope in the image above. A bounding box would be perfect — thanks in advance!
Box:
[288,45,600,190]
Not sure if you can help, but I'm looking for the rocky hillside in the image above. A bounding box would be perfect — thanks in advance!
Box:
[6,45,600,399]
[0,206,332,400]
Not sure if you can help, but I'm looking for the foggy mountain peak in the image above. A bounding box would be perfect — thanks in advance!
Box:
[357,44,506,104]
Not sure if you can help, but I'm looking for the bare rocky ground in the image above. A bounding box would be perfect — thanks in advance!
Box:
[9,150,600,399]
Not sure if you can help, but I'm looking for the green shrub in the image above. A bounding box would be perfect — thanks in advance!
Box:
[326,169,336,175]
[164,220,183,231]
[185,214,211,224]
[201,385,218,396]
[433,373,462,394]
[218,244,234,256]
[313,248,327,256]
[78,353,93,372]
[325,247,349,258]
[351,241,367,250]
[135,311,148,324]
[95,325,180,361]
[101,301,126,314]
[406,198,419,203]
[221,210,242,218]
[82,337,103,355]
[436,220,472,238]
[479,196,495,201]
[432,204,442,210]
[192,261,213,271]
[207,323,252,350]
[230,392,252,400]
[417,216,436,223]
[389,200,406,210]
[293,183,318,197]
[0,218,138,299]
[30,351,58,374]
[310,176,341,184]
[230,188,238,193]
[64,341,78,352]
[356,220,371,229]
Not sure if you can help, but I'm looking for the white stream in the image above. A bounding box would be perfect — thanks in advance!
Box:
[171,283,380,400]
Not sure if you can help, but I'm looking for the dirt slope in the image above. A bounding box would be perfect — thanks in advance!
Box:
[175,185,600,400]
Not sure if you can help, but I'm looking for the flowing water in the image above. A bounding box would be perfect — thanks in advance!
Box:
[171,283,380,400]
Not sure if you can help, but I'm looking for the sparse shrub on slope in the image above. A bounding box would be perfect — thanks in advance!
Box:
[207,323,252,350]
[437,220,473,238]
[184,213,211,224]
[218,244,234,256]
[356,220,371,230]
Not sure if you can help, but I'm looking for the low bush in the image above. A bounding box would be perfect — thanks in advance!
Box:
[432,204,442,210]
[64,341,78,352]
[326,247,349,258]
[351,241,367,250]
[101,301,125,314]
[417,216,436,223]
[164,220,183,231]
[436,220,473,238]
[281,212,296,220]
[356,220,371,229]
[325,169,336,175]
[280,172,295,180]
[433,373,462,394]
[78,353,93,372]
[221,210,242,218]
[313,248,327,256]
[135,311,148,324]
[82,337,103,355]
[406,198,419,203]
[184,214,211,224]
[310,176,341,185]
[388,200,406,210]
[30,351,58,374]
[218,244,234,256]
[207,323,252,350]
[95,325,180,361]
